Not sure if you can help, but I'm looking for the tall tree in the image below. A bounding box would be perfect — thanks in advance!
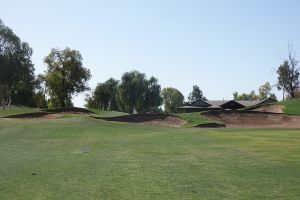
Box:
[161,87,184,113]
[116,71,148,113]
[233,91,259,101]
[42,48,91,107]
[0,19,35,109]
[86,78,119,110]
[277,46,300,99]
[115,71,162,114]
[258,82,272,100]
[143,76,162,112]
[258,82,277,100]
[188,85,207,102]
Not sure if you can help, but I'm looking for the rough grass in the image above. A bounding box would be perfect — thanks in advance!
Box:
[0,107,40,118]
[0,114,299,199]
[280,99,300,115]
[176,112,224,127]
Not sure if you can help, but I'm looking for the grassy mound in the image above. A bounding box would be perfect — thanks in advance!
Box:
[92,113,186,128]
[176,112,224,128]
[279,99,300,115]
[0,107,41,118]
[89,109,127,117]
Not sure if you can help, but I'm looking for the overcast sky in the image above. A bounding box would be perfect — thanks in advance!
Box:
[2,0,300,106]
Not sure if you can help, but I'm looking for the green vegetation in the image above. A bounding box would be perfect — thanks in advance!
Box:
[89,109,127,117]
[176,112,223,127]
[280,99,300,115]
[1,112,300,199]
[0,107,40,118]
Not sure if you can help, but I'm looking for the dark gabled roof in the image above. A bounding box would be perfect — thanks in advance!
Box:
[256,98,277,106]
[188,99,212,107]
[236,100,260,107]
[207,100,227,107]
[178,106,206,109]
[180,98,278,110]
[219,100,245,109]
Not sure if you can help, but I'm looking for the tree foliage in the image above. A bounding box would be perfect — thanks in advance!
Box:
[0,19,35,109]
[233,91,259,101]
[116,71,162,113]
[233,82,277,101]
[161,87,184,113]
[86,71,162,113]
[258,82,277,100]
[42,48,91,107]
[116,71,148,113]
[277,47,300,99]
[85,78,119,110]
[188,85,207,102]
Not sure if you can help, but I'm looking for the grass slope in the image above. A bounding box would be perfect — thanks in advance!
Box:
[0,115,299,199]
[89,108,128,117]
[280,99,300,115]
[0,107,40,118]
[176,112,223,127]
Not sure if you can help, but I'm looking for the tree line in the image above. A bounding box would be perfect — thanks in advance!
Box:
[1,19,300,112]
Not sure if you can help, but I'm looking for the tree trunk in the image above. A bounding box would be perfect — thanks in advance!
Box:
[60,97,66,108]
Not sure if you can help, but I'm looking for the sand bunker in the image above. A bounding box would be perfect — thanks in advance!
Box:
[203,110,300,128]
[92,114,186,128]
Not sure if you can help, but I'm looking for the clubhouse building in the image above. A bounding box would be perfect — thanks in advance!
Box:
[178,98,277,112]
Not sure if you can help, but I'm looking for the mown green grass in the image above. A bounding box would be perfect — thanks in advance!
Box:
[0,107,40,118]
[0,115,299,200]
[280,99,300,115]
[176,112,223,127]
[89,108,128,117]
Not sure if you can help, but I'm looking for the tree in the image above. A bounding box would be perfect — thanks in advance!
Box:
[86,78,119,110]
[258,82,277,100]
[188,85,207,102]
[277,46,300,99]
[161,87,184,113]
[143,76,162,112]
[116,71,162,114]
[258,82,272,100]
[0,19,35,109]
[233,91,259,101]
[42,48,91,107]
[105,78,119,111]
[116,71,148,113]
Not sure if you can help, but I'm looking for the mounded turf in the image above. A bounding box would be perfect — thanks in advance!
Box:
[0,114,300,199]
[0,107,41,118]
[176,112,224,127]
[280,99,300,115]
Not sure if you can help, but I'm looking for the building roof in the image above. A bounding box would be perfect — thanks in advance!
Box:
[236,100,260,107]
[178,106,207,109]
[181,98,277,110]
[207,100,227,107]
[188,99,212,107]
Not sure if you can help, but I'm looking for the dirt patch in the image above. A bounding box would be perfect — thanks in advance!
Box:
[203,110,300,128]
[253,104,284,113]
[92,114,186,128]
